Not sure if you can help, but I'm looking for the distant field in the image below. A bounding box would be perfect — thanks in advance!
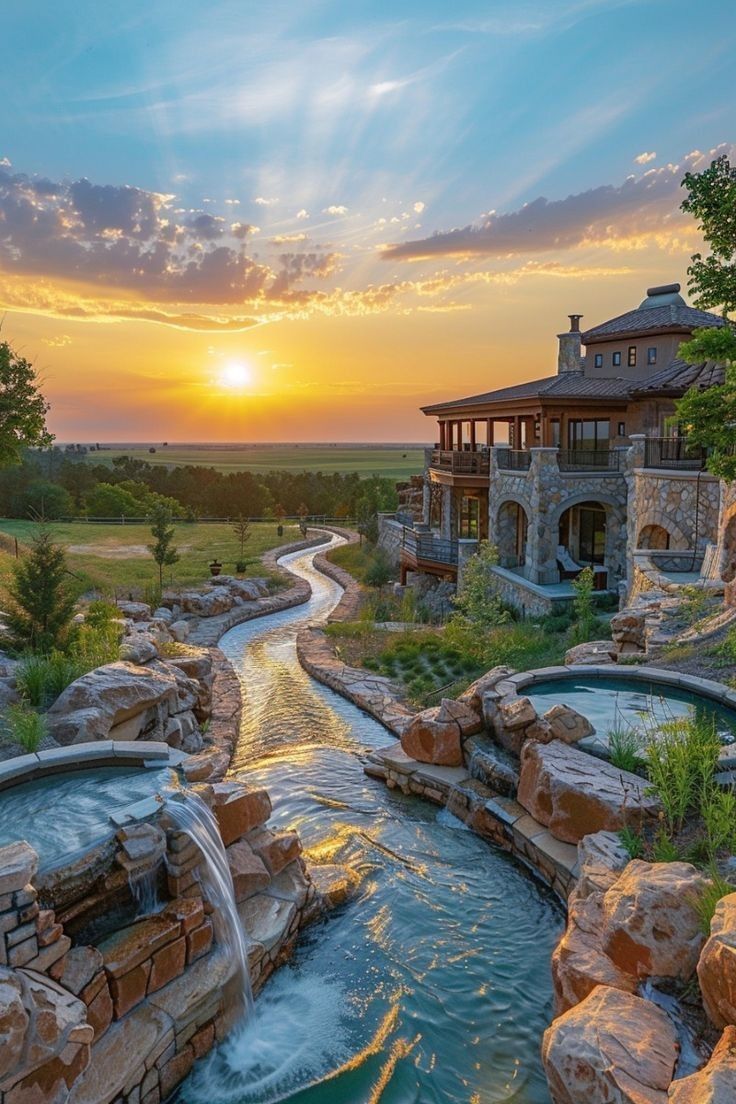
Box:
[0,519,303,598]
[87,445,425,480]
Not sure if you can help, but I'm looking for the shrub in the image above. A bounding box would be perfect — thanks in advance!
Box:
[453,542,513,630]
[84,601,119,629]
[619,826,645,860]
[4,701,46,752]
[608,727,646,774]
[69,622,120,670]
[692,869,734,936]
[568,567,605,646]
[364,550,392,588]
[644,717,720,835]
[651,829,681,863]
[16,651,80,708]
[2,527,76,653]
[679,584,711,626]
[700,786,736,859]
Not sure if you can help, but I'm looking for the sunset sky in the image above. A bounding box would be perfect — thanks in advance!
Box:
[1,0,734,442]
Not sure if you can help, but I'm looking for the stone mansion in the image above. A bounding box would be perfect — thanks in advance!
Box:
[380,282,734,615]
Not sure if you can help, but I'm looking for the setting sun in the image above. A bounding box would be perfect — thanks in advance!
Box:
[219,360,253,390]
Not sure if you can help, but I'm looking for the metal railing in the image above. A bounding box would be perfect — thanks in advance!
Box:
[557,449,621,472]
[495,448,532,471]
[401,529,458,566]
[643,437,708,471]
[430,449,490,475]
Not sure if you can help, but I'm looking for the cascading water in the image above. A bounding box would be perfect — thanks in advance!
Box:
[129,863,163,917]
[165,790,255,1022]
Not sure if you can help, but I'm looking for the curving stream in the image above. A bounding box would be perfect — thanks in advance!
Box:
[177,534,562,1104]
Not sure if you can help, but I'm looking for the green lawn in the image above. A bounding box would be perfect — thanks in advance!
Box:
[87,445,425,480]
[0,519,302,599]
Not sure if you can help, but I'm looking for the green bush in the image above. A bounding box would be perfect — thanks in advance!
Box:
[692,869,734,936]
[608,728,646,774]
[700,786,736,859]
[618,826,645,860]
[644,717,720,835]
[651,828,681,863]
[364,550,392,588]
[568,567,606,645]
[16,651,80,708]
[4,701,47,752]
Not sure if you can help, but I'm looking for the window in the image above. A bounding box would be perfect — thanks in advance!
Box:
[567,419,610,451]
[647,346,657,365]
[617,421,626,437]
[594,353,603,369]
[612,351,621,367]
[550,419,561,447]
[578,507,606,565]
[628,346,637,367]
[460,496,479,540]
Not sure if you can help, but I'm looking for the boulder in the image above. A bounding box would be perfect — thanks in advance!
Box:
[436,697,483,737]
[542,986,678,1104]
[575,831,631,900]
[458,666,516,715]
[0,840,38,895]
[611,609,646,651]
[564,640,617,665]
[551,894,637,1014]
[119,633,159,665]
[115,601,151,622]
[0,969,28,1080]
[226,840,270,902]
[249,829,302,876]
[668,1024,736,1102]
[400,708,463,766]
[517,739,659,844]
[178,589,234,617]
[211,782,272,846]
[601,860,709,981]
[542,703,594,744]
[46,661,179,745]
[169,620,190,643]
[697,892,736,1029]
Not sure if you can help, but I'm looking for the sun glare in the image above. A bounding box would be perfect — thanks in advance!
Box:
[219,360,253,390]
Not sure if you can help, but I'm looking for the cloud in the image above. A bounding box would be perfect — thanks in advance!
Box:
[254,196,279,206]
[413,201,425,214]
[270,232,308,244]
[296,209,309,220]
[42,334,72,347]
[382,146,733,261]
[323,205,348,216]
[224,198,240,206]
[0,166,336,306]
[634,151,657,164]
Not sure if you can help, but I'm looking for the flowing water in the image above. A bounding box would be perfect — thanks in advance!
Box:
[177,534,562,1104]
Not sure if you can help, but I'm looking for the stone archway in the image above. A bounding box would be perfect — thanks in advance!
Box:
[637,523,671,550]
[554,495,627,582]
[496,498,530,569]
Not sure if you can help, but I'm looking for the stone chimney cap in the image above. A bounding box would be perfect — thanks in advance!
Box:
[568,314,582,333]
[646,283,680,297]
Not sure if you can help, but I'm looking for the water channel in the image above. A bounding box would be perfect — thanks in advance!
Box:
[177,534,562,1104]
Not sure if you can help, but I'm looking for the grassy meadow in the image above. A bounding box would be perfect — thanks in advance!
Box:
[88,444,425,480]
[0,519,302,599]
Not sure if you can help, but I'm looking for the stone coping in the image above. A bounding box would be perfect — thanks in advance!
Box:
[0,740,186,793]
[510,663,736,711]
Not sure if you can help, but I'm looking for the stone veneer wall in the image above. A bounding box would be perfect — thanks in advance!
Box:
[376,515,404,568]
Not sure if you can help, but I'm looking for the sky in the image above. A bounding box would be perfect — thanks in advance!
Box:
[1,0,734,443]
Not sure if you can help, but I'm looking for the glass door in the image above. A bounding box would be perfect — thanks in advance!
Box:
[460,496,479,539]
[578,506,606,564]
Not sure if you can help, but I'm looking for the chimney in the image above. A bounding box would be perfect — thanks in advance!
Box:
[557,314,583,374]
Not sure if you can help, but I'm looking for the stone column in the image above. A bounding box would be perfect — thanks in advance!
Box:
[527,448,561,585]
[440,484,453,539]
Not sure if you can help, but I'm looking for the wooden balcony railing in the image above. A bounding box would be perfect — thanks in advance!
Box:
[643,437,708,471]
[430,449,490,475]
[496,448,532,471]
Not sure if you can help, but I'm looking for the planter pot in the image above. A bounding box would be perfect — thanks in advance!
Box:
[209,562,222,577]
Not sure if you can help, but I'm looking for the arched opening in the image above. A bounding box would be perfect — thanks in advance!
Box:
[637,523,671,550]
[557,499,609,585]
[496,500,529,569]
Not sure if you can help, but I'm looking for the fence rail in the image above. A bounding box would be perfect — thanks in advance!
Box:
[0,515,357,526]
[495,448,532,471]
[401,529,458,566]
[643,437,708,471]
[557,449,621,472]
[430,449,490,475]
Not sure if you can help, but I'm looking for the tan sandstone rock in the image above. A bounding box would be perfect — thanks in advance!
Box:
[46,661,179,744]
[600,860,709,981]
[458,666,515,715]
[400,709,463,766]
[542,986,678,1104]
[0,969,29,1080]
[697,892,736,1029]
[542,703,594,744]
[551,893,638,1014]
[212,782,272,846]
[668,1025,736,1102]
[517,739,659,845]
[226,840,271,902]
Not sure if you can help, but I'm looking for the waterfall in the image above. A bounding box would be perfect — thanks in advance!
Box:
[165,789,255,1021]
[129,863,162,917]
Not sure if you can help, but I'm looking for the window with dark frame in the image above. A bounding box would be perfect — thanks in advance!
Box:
[628,346,637,367]
[617,421,626,437]
[612,351,621,367]
[567,419,610,451]
[594,353,603,368]
[647,346,657,365]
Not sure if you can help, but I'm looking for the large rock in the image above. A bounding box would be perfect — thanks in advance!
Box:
[542,986,678,1104]
[400,709,462,766]
[178,589,234,617]
[46,661,179,744]
[0,841,38,895]
[668,1024,736,1102]
[211,782,272,846]
[575,831,631,900]
[564,640,617,665]
[551,894,638,1014]
[611,609,646,652]
[600,860,709,981]
[517,739,659,844]
[458,666,515,715]
[0,970,28,1080]
[227,840,271,902]
[697,892,736,1029]
[542,703,594,744]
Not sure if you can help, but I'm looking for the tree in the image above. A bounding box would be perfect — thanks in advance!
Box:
[675,154,736,479]
[232,514,252,571]
[148,504,179,590]
[2,527,76,652]
[452,542,511,630]
[0,343,53,468]
[87,482,146,518]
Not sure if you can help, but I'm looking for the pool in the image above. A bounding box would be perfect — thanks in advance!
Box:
[0,765,175,870]
[525,675,736,747]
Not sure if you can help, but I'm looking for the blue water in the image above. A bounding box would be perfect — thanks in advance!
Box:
[526,676,736,744]
[177,535,562,1104]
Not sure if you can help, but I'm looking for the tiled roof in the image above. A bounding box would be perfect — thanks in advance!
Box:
[581,303,724,342]
[422,373,631,413]
[630,358,725,396]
